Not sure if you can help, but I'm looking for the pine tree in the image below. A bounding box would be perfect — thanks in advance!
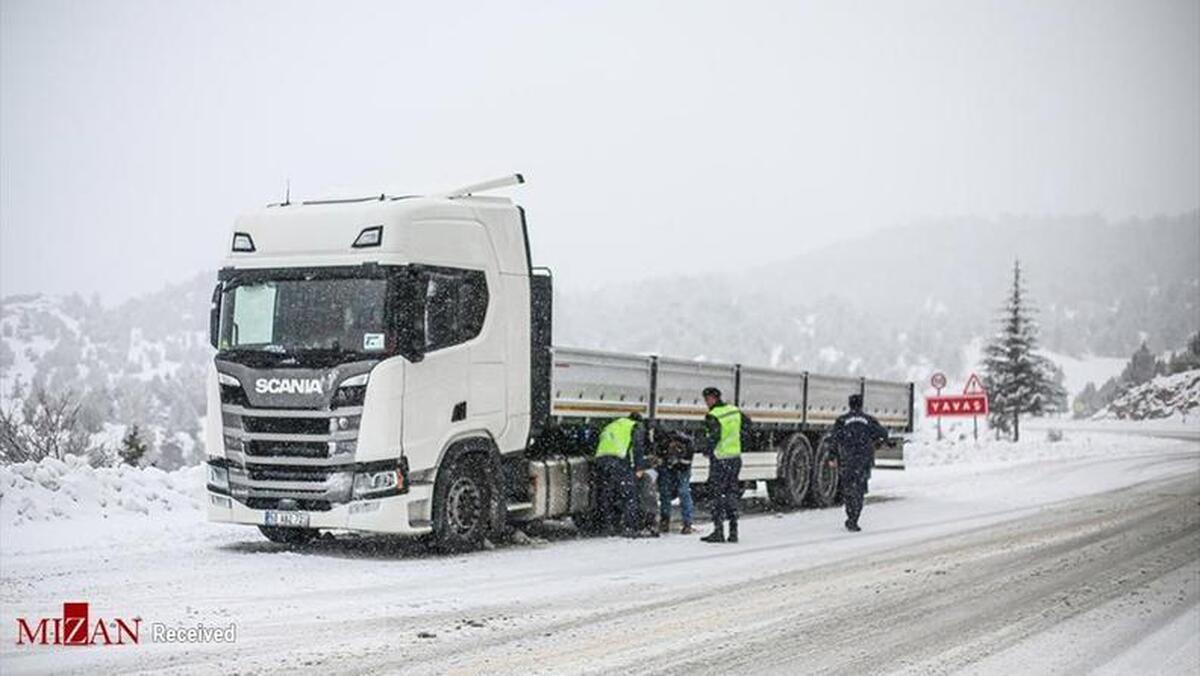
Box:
[1171,332,1200,374]
[982,261,1067,441]
[119,424,148,467]
[1121,343,1157,385]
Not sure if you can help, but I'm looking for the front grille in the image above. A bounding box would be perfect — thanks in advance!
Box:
[221,401,363,506]
[247,466,332,483]
[245,440,329,458]
[243,416,330,435]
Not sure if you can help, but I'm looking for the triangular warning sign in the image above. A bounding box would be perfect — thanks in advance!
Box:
[963,373,986,395]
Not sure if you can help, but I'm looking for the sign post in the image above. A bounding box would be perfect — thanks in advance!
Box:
[925,373,989,443]
[963,373,986,443]
[930,372,947,441]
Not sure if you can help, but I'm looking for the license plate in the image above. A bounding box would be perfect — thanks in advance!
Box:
[264,510,310,528]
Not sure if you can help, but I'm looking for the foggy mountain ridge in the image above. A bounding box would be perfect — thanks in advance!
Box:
[2,211,1196,467]
[555,211,1200,377]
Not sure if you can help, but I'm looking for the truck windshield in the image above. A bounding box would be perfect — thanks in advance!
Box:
[218,275,390,357]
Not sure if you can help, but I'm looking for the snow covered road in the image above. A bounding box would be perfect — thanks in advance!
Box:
[2,433,1198,675]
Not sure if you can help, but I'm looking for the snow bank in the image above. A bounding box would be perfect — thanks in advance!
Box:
[903,432,1151,469]
[1094,368,1200,421]
[0,455,203,528]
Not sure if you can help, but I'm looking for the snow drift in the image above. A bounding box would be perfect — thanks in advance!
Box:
[0,455,203,528]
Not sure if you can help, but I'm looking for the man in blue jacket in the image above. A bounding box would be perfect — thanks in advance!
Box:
[828,394,889,532]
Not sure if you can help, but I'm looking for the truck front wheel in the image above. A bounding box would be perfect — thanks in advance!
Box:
[258,525,318,546]
[432,454,492,552]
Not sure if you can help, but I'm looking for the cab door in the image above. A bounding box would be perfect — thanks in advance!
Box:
[402,268,495,465]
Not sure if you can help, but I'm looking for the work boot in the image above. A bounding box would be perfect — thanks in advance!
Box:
[658,518,670,534]
[700,522,725,543]
[845,519,861,532]
[680,523,694,535]
[727,520,739,543]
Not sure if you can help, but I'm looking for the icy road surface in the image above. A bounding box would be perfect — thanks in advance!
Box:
[2,434,1198,675]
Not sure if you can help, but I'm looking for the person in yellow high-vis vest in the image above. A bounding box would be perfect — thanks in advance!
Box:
[699,387,746,543]
[593,412,648,537]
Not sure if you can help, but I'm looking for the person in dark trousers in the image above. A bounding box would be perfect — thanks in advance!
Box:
[699,387,745,543]
[828,393,889,532]
[593,412,649,537]
[655,430,695,534]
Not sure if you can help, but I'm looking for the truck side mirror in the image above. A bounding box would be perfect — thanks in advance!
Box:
[209,283,222,349]
[395,269,426,363]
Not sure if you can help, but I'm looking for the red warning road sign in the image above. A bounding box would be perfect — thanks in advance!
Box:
[925,394,989,416]
[963,373,986,395]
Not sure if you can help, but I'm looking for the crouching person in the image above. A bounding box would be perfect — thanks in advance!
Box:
[593,412,650,538]
[656,431,695,534]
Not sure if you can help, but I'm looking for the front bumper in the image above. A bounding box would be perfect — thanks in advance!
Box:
[206,485,434,535]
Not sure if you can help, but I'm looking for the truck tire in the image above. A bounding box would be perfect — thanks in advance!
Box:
[432,453,493,553]
[572,507,607,536]
[808,435,840,508]
[767,433,813,508]
[258,525,318,546]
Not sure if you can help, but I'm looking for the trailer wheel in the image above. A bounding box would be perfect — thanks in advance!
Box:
[808,435,840,508]
[767,433,813,509]
[432,453,492,553]
[258,525,318,546]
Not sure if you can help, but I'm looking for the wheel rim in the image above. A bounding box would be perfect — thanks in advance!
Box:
[446,477,482,536]
[818,441,838,499]
[787,439,811,500]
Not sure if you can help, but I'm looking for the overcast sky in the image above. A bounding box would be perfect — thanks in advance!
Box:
[2,0,1197,302]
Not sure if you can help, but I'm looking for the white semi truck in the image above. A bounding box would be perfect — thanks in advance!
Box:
[204,175,914,550]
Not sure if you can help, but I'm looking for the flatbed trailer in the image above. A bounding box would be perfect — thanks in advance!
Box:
[513,339,913,522]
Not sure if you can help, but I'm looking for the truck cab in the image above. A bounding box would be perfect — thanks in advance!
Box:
[205,176,533,549]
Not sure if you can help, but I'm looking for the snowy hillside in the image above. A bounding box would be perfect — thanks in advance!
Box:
[557,211,1200,380]
[0,274,212,468]
[1094,369,1200,422]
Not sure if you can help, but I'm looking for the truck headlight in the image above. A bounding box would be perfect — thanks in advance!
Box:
[207,464,230,494]
[217,372,249,406]
[340,373,369,388]
[352,469,403,499]
[333,378,368,408]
